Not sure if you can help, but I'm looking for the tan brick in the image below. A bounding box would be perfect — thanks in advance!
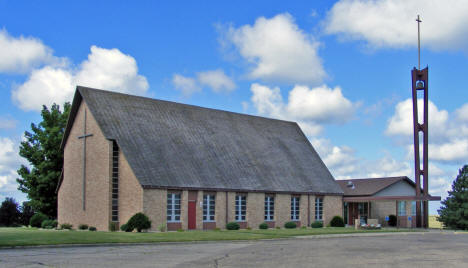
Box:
[323,195,343,226]
[143,189,166,231]
[275,194,290,227]
[246,193,264,228]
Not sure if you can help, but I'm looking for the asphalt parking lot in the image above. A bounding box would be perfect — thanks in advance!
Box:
[1,231,467,267]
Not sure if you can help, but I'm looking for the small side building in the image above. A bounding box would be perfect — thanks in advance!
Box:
[57,86,344,231]
[337,177,440,228]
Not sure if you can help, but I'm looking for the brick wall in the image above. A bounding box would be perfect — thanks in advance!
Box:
[58,101,111,231]
[323,195,343,226]
[143,189,167,231]
[371,201,396,226]
[246,192,264,228]
[118,152,143,227]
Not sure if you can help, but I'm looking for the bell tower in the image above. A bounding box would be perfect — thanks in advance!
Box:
[411,15,429,228]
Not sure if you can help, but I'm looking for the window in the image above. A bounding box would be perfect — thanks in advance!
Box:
[235,194,246,221]
[264,195,275,221]
[111,141,119,222]
[167,193,181,222]
[411,201,417,216]
[291,196,300,221]
[398,201,406,216]
[203,194,215,222]
[315,197,323,221]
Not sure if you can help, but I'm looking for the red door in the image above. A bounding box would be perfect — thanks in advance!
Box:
[188,191,197,230]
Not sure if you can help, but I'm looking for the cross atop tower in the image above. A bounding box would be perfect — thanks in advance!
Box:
[416,15,422,70]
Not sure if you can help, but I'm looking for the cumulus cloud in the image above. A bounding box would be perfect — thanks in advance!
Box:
[172,74,201,97]
[324,0,468,52]
[197,69,236,93]
[386,99,468,164]
[0,138,24,194]
[223,13,326,84]
[0,29,64,73]
[0,117,17,129]
[12,45,149,111]
[250,83,356,136]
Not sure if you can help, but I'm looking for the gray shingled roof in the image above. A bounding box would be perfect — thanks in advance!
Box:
[63,86,343,195]
[336,177,415,196]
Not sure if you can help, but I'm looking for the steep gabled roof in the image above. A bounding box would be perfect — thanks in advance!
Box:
[62,86,343,195]
[336,176,416,196]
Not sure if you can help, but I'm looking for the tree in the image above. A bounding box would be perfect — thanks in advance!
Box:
[0,197,20,226]
[438,165,468,230]
[20,201,35,226]
[17,103,70,218]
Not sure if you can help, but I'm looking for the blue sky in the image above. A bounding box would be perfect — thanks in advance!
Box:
[1,1,467,214]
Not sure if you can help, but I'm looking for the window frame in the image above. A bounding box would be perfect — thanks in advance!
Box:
[398,201,407,216]
[235,194,247,222]
[291,196,300,221]
[203,193,216,222]
[166,192,181,222]
[315,197,323,221]
[264,195,275,221]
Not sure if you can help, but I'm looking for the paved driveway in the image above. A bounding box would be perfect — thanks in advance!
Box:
[1,231,467,267]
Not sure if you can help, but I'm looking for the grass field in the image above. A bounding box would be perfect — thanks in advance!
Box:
[429,215,443,229]
[0,227,414,247]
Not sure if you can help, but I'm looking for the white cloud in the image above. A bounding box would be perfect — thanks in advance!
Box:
[387,99,468,164]
[324,0,468,52]
[12,45,149,111]
[0,29,64,74]
[0,117,17,129]
[224,13,326,84]
[197,69,236,93]
[0,138,23,192]
[250,83,356,136]
[172,74,201,97]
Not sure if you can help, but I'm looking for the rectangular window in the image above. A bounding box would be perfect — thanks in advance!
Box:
[111,141,119,222]
[398,201,406,216]
[315,197,323,221]
[203,194,215,222]
[167,192,181,222]
[411,201,416,216]
[235,194,246,221]
[264,195,275,221]
[291,196,300,221]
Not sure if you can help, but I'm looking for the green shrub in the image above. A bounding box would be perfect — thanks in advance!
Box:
[158,223,166,232]
[259,222,269,229]
[213,227,221,231]
[41,219,58,229]
[177,229,184,232]
[301,226,307,229]
[120,223,132,232]
[60,223,73,230]
[275,226,281,229]
[330,216,345,227]
[226,222,240,230]
[284,221,297,229]
[311,221,323,228]
[29,213,48,228]
[388,215,397,227]
[78,224,89,230]
[127,212,151,232]
[246,227,252,230]
[109,222,118,232]
[89,226,97,231]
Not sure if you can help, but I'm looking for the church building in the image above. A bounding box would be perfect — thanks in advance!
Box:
[57,86,344,231]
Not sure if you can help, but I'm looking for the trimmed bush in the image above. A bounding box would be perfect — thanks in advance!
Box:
[29,213,48,228]
[226,222,240,230]
[301,226,307,229]
[120,223,132,232]
[388,215,397,227]
[330,216,345,227]
[127,212,151,232]
[284,221,297,229]
[41,219,58,229]
[311,221,323,228]
[177,229,184,232]
[60,223,73,230]
[89,226,97,231]
[259,222,269,229]
[275,226,281,229]
[109,222,118,232]
[78,224,89,230]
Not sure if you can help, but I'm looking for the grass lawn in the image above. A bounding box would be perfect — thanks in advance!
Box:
[429,215,443,229]
[0,227,416,247]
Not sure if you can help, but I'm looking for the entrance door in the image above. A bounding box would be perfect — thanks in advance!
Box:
[188,191,197,230]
